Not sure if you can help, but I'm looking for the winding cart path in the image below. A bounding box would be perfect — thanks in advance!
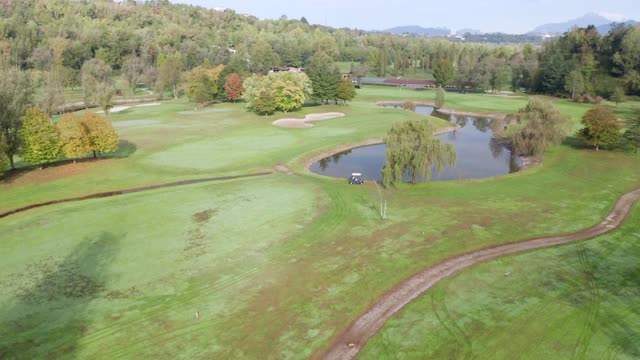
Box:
[318,187,640,360]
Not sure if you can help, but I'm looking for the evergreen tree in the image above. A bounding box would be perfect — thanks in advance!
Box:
[623,111,640,153]
[336,78,356,104]
[435,87,445,109]
[307,51,340,104]
[433,59,454,87]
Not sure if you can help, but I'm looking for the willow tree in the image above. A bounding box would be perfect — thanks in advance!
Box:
[510,98,572,156]
[382,120,456,185]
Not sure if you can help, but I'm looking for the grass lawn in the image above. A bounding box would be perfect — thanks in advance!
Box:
[336,62,436,80]
[360,204,640,359]
[1,85,640,358]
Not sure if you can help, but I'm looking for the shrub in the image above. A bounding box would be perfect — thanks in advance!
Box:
[595,96,603,104]
[584,94,594,104]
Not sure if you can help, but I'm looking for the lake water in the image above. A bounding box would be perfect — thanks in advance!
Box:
[309,106,521,182]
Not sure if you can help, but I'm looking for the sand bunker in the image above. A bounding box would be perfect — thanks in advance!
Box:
[97,102,161,114]
[272,112,345,128]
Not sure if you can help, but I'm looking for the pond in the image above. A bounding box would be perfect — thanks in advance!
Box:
[309,106,521,182]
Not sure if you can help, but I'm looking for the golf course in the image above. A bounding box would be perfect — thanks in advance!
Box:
[2,85,640,359]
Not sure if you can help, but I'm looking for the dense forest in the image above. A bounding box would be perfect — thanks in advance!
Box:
[0,0,638,99]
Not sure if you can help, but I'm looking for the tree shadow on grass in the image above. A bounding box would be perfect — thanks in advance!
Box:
[0,139,137,182]
[0,232,122,359]
[106,139,138,159]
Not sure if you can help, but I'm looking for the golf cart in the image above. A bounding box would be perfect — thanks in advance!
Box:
[348,173,364,185]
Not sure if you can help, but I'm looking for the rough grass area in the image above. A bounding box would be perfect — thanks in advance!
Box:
[360,205,640,360]
[1,85,640,358]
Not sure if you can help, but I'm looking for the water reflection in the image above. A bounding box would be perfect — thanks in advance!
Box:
[310,105,522,182]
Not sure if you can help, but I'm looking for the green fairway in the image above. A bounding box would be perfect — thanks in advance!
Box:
[1,85,640,359]
[360,205,640,360]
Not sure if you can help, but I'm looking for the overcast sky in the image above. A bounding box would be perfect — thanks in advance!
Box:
[169,0,639,33]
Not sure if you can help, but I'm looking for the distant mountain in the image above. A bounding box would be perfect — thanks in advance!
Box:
[596,20,640,34]
[384,25,450,36]
[530,12,628,34]
[457,28,482,35]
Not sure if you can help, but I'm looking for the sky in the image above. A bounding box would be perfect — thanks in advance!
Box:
[169,0,640,33]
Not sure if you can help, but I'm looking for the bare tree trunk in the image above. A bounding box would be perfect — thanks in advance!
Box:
[9,155,15,170]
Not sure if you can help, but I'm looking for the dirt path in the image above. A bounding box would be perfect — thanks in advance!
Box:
[0,172,272,219]
[317,187,640,360]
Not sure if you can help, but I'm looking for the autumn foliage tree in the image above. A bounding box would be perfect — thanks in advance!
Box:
[224,73,243,102]
[242,72,312,114]
[186,61,225,103]
[18,108,61,168]
[57,113,91,161]
[82,113,119,158]
[580,107,621,151]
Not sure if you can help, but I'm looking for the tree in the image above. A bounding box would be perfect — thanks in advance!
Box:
[18,108,61,168]
[433,59,454,87]
[81,58,115,112]
[95,82,115,115]
[382,120,457,185]
[39,68,65,116]
[611,87,626,106]
[122,55,144,95]
[57,113,91,161]
[307,51,340,103]
[0,134,8,176]
[272,79,305,113]
[254,89,276,115]
[564,69,585,100]
[158,52,183,99]
[186,62,224,103]
[580,107,621,151]
[82,113,119,158]
[0,66,34,170]
[510,98,573,156]
[435,86,445,109]
[242,71,312,113]
[336,78,356,104]
[623,111,640,153]
[224,73,243,102]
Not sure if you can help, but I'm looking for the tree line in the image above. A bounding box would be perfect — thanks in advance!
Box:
[0,65,118,175]
[2,1,638,106]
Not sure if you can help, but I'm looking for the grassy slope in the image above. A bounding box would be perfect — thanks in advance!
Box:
[337,62,436,80]
[0,97,449,212]
[1,86,640,358]
[360,205,640,360]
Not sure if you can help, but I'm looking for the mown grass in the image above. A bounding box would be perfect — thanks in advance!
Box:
[1,85,640,358]
[337,61,436,80]
[360,204,640,360]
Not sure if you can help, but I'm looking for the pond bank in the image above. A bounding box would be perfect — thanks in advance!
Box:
[376,100,509,120]
[303,126,458,172]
